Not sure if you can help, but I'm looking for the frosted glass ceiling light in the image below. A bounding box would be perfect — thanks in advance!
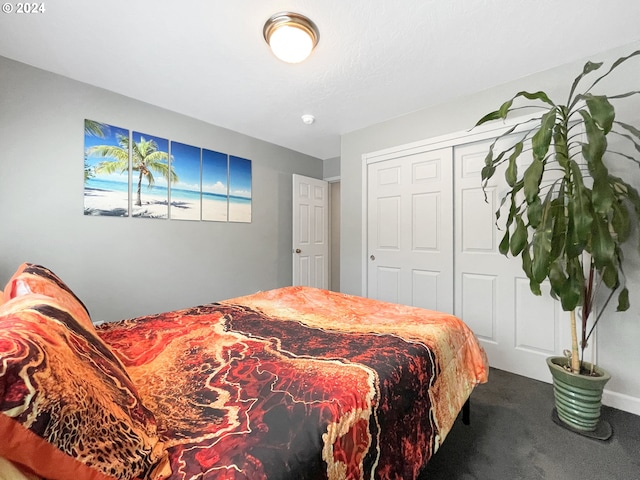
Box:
[263,12,319,64]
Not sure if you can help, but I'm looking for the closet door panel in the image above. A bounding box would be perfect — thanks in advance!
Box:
[367,148,454,313]
[454,138,565,382]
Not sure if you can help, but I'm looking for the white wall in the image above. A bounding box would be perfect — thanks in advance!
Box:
[340,41,640,413]
[0,56,322,323]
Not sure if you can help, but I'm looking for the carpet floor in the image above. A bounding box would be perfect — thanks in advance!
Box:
[419,368,640,480]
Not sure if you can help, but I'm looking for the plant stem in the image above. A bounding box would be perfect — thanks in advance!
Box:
[570,310,581,373]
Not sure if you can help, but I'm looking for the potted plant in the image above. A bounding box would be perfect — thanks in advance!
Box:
[475,49,640,437]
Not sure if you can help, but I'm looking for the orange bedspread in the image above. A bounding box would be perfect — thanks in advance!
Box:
[98,286,488,480]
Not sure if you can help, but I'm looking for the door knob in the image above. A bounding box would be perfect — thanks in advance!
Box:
[295,248,302,253]
[370,255,375,261]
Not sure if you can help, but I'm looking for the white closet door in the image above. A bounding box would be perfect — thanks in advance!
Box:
[367,148,454,313]
[453,138,568,382]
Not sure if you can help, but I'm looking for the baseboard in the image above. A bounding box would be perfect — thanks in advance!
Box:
[602,389,640,416]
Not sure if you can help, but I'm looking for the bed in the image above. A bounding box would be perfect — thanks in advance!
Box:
[0,263,488,480]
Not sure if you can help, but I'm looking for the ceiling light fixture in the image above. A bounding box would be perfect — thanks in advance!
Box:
[263,12,319,64]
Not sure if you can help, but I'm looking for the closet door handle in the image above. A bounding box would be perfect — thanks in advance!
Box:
[370,255,375,261]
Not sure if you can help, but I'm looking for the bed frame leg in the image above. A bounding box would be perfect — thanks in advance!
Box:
[462,398,470,425]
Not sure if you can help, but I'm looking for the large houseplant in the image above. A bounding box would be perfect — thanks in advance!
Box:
[475,50,640,434]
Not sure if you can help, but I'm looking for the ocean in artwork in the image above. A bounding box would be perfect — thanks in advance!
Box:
[84,178,130,217]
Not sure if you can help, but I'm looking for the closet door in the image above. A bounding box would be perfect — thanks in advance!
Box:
[367,148,454,313]
[454,138,566,382]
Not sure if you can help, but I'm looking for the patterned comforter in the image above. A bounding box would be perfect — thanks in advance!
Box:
[97,286,488,480]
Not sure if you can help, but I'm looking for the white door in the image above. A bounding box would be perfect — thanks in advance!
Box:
[366,148,454,313]
[453,138,572,382]
[292,174,329,288]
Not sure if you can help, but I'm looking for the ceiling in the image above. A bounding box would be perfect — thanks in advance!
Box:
[1,1,639,160]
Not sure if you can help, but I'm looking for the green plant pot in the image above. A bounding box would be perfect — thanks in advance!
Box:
[546,356,611,433]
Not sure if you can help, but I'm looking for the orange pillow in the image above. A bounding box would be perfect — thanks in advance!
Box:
[0,294,166,480]
[3,263,93,330]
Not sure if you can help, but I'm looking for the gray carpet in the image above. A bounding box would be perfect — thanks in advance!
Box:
[419,368,640,480]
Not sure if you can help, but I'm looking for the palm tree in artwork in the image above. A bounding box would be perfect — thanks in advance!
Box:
[84,119,109,138]
[84,120,110,182]
[86,133,178,206]
[131,136,177,206]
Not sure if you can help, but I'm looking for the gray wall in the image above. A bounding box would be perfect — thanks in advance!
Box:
[0,56,322,323]
[340,41,640,409]
[323,156,341,179]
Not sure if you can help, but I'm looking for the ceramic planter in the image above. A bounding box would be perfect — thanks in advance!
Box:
[546,356,611,434]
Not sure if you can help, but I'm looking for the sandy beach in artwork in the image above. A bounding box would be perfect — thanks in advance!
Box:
[84,187,250,222]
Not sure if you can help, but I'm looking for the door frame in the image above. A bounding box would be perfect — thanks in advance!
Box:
[361,113,540,296]
[325,176,341,292]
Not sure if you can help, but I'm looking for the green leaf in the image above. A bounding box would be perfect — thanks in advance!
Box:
[580,110,607,173]
[601,262,620,289]
[611,198,631,243]
[550,183,567,260]
[510,217,528,256]
[569,161,593,244]
[475,110,504,126]
[617,287,630,312]
[481,165,496,183]
[587,50,640,94]
[617,121,640,142]
[591,214,615,268]
[531,199,554,283]
[592,177,614,215]
[522,246,533,278]
[553,123,569,169]
[515,90,555,106]
[499,230,510,256]
[529,279,542,296]
[565,206,582,258]
[523,158,544,203]
[568,60,603,105]
[532,109,557,161]
[548,259,567,297]
[522,245,542,295]
[583,94,615,134]
[527,195,542,228]
[560,257,584,311]
[505,141,523,187]
[615,121,640,156]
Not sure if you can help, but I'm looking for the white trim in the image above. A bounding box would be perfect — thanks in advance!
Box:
[361,157,368,296]
[324,175,341,183]
[362,112,540,166]
[602,389,640,416]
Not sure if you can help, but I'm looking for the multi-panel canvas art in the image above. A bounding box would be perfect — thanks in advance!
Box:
[83,119,252,223]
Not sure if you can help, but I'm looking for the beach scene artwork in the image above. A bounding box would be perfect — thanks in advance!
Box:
[170,142,202,221]
[228,156,252,223]
[131,131,171,219]
[84,120,131,217]
[202,149,229,222]
[83,119,252,222]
